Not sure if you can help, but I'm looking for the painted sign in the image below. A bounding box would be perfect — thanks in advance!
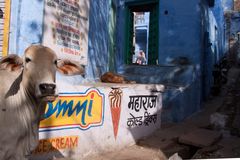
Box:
[109,88,123,139]
[43,0,90,65]
[0,0,11,57]
[127,95,158,127]
[34,136,78,154]
[30,84,163,159]
[40,88,105,131]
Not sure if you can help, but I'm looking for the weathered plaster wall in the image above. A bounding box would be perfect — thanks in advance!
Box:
[9,0,44,55]
[212,0,231,56]
[115,0,204,122]
[201,0,231,99]
[7,1,164,159]
[3,1,233,159]
[31,82,164,159]
[86,0,110,81]
[200,2,216,99]
[7,0,231,124]
[158,0,202,65]
[115,0,231,122]
[115,0,203,66]
[8,0,110,82]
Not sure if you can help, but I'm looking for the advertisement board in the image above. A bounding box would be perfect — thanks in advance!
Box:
[42,0,90,65]
[32,83,164,159]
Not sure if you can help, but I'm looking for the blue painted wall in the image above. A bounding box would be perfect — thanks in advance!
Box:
[212,0,232,56]
[158,0,202,65]
[86,0,110,81]
[8,0,110,82]
[114,0,204,122]
[115,0,231,122]
[201,0,233,99]
[9,0,44,55]
[7,0,232,122]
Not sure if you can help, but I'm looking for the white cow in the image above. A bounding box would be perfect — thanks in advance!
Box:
[0,45,84,160]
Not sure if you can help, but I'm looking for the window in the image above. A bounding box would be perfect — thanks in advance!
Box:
[125,0,159,65]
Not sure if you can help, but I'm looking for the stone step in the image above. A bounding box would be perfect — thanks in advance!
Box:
[178,128,222,148]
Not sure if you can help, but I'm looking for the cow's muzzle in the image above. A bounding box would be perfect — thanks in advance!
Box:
[39,83,56,94]
[39,83,57,102]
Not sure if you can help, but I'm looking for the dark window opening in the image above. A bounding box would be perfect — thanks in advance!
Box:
[125,1,159,65]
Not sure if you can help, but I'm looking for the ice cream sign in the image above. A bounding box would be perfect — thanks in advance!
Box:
[109,88,123,139]
[40,89,105,131]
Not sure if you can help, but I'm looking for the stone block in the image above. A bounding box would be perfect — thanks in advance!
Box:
[178,128,222,148]
[154,123,197,140]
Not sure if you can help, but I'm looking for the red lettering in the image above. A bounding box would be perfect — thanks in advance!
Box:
[32,136,79,154]
[65,137,70,148]
[60,138,65,149]
[42,140,47,152]
[55,139,60,149]
[64,48,74,55]
[70,137,78,147]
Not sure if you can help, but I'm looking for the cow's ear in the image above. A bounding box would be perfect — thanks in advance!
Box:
[0,54,23,71]
[57,59,85,76]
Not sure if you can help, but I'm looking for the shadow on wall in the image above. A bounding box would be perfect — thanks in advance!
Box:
[123,57,202,122]
[87,0,109,80]
[126,85,200,159]
[125,85,163,140]
[125,86,168,158]
[27,1,111,158]
[41,0,110,81]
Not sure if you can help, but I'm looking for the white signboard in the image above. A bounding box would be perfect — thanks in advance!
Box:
[31,83,164,159]
[43,0,90,65]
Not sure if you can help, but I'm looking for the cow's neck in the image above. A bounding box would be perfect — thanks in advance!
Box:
[23,83,47,123]
[5,71,42,128]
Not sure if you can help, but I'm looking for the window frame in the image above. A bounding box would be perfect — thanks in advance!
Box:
[124,0,159,65]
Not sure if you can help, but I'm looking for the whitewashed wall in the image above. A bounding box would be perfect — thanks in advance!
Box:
[31,76,164,159]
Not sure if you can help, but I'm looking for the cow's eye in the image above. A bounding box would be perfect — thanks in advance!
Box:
[54,60,57,65]
[25,57,31,63]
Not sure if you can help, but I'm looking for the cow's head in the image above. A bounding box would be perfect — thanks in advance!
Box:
[0,45,84,102]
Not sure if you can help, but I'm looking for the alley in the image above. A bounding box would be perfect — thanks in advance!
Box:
[2,0,240,159]
[80,61,240,160]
